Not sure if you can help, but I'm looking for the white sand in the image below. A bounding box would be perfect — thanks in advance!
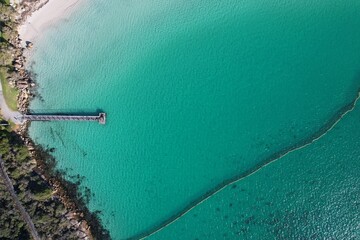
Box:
[19,0,86,45]
[0,0,86,123]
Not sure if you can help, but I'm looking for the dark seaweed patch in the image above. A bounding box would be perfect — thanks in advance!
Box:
[244,216,255,225]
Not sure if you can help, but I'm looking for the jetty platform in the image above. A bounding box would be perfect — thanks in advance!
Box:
[20,113,106,124]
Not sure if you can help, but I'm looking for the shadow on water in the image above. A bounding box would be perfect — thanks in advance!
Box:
[129,74,360,240]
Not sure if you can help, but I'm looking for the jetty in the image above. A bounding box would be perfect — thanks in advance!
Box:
[20,113,106,124]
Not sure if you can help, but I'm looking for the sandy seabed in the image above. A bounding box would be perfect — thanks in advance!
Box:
[19,0,86,44]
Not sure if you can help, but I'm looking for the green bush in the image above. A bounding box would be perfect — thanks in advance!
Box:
[33,188,52,201]
[15,146,29,162]
[10,168,22,179]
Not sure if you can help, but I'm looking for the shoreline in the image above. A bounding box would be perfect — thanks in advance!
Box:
[1,0,109,239]
[18,0,85,46]
[17,0,107,238]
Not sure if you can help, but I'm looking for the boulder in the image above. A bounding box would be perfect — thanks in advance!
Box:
[14,63,22,68]
[25,41,33,49]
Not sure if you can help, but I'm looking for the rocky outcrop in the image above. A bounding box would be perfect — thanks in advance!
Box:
[11,0,50,22]
[16,122,107,239]
[0,123,90,239]
[0,1,106,239]
[2,27,34,113]
[2,0,52,113]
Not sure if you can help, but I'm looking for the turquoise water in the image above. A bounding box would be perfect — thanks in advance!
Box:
[28,0,360,239]
[149,100,360,240]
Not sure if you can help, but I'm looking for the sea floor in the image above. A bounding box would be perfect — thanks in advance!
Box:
[28,0,360,239]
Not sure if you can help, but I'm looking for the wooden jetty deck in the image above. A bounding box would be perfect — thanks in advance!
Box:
[21,113,106,124]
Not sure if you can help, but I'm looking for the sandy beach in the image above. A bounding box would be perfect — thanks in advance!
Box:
[1,0,85,122]
[19,0,86,45]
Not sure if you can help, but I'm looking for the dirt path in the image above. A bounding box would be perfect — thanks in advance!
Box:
[0,156,40,240]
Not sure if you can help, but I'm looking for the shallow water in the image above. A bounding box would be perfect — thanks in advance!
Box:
[29,0,360,239]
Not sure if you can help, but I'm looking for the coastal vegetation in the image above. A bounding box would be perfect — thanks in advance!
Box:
[0,121,82,239]
[0,1,16,69]
[0,0,10,5]
[0,1,110,239]
[0,0,19,111]
[1,118,110,239]
[1,0,35,114]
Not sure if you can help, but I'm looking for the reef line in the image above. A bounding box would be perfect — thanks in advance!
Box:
[129,89,360,240]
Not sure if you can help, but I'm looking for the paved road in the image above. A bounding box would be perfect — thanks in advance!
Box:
[0,156,40,240]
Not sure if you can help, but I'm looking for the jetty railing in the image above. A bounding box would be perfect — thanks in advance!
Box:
[20,113,106,124]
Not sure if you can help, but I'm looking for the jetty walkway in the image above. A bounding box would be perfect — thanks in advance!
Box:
[19,113,106,124]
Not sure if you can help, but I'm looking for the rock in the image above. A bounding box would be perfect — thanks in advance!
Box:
[14,63,22,68]
[25,41,33,49]
[70,219,78,226]
[17,80,28,84]
[9,80,16,88]
[78,231,87,239]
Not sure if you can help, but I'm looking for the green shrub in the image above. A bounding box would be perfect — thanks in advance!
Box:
[15,146,29,162]
[33,188,52,201]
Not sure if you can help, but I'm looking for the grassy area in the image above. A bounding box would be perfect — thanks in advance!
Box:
[0,0,10,5]
[0,68,18,111]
